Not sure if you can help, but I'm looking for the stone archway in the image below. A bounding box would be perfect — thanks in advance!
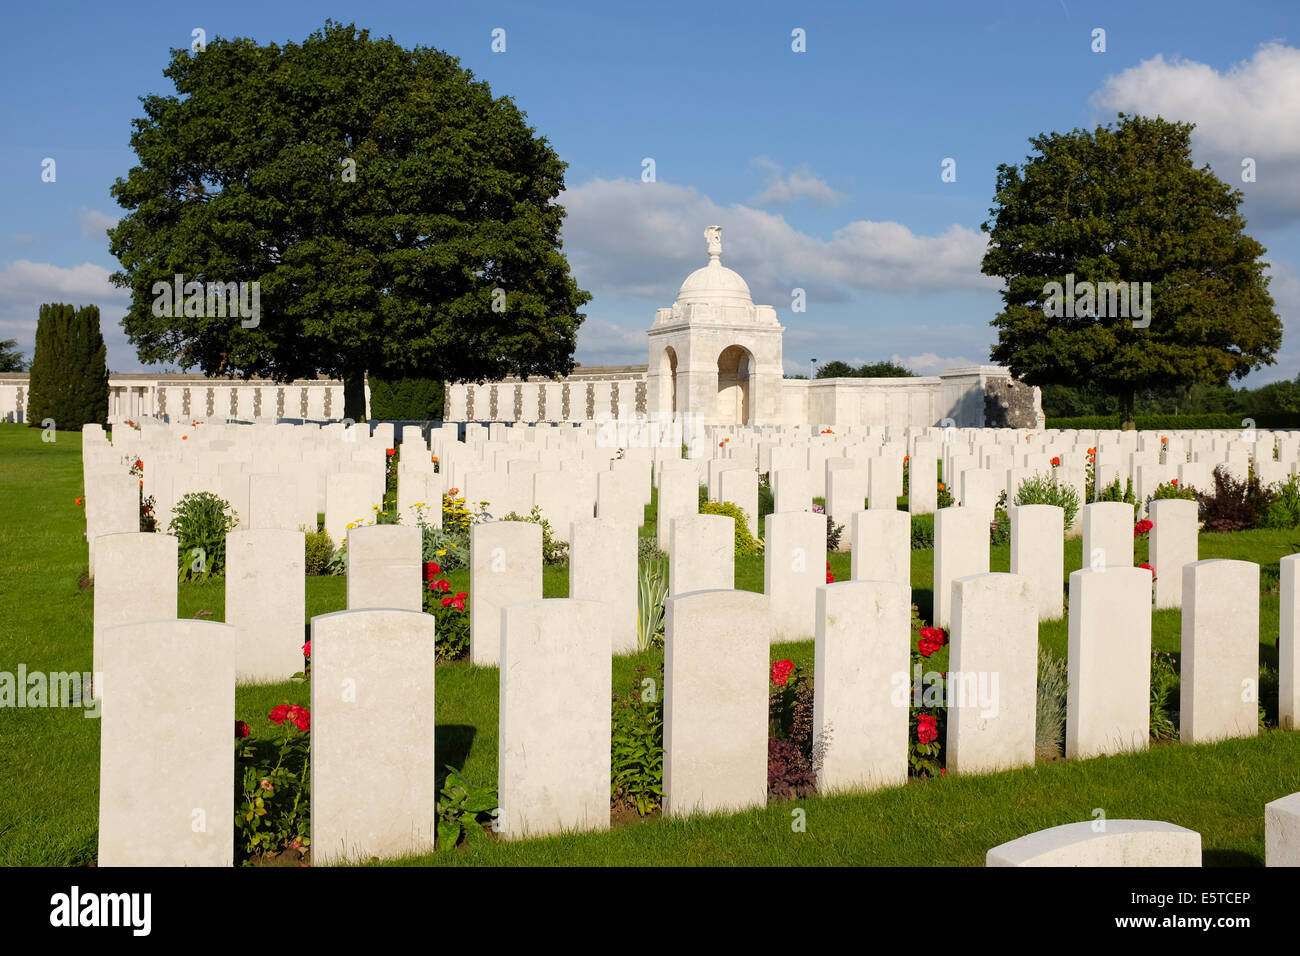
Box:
[716,345,753,425]
[659,346,678,417]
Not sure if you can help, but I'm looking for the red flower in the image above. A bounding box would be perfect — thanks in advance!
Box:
[825,559,835,584]
[1139,563,1156,581]
[441,595,453,608]
[918,626,947,646]
[1050,456,1061,467]
[917,635,943,657]
[134,459,143,470]
[74,497,82,506]
[1133,519,1153,536]
[916,713,939,745]
[771,659,795,686]
[301,640,310,658]
[291,707,310,733]
[449,593,466,611]
[427,578,450,592]
[268,704,292,725]
[423,561,442,581]
[236,720,250,739]
[386,448,395,457]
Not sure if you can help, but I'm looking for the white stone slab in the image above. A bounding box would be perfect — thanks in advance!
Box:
[469,521,543,666]
[1180,559,1259,744]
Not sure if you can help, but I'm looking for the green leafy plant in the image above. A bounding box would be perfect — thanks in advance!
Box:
[501,505,569,565]
[235,707,311,865]
[910,513,935,550]
[1091,476,1137,504]
[1014,474,1081,529]
[637,536,666,562]
[699,500,762,557]
[768,659,821,799]
[1262,474,1300,529]
[169,491,237,581]
[414,508,470,571]
[907,605,948,778]
[636,560,668,652]
[1150,650,1180,739]
[303,529,334,575]
[423,570,469,661]
[611,664,665,816]
[436,767,497,851]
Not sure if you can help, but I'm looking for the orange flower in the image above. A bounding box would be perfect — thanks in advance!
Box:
[904,455,910,462]
[138,479,143,488]
[719,441,725,447]
[1171,478,1179,486]
[182,435,188,440]
[432,456,439,462]
[938,483,946,491]
[448,488,460,496]
[386,448,395,457]
[75,497,82,506]
[1161,436,1168,444]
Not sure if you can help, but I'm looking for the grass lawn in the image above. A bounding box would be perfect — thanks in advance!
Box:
[1,421,1296,866]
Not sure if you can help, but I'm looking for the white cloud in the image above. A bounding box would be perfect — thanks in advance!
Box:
[748,157,847,206]
[560,178,994,306]
[574,317,646,367]
[0,259,132,367]
[79,207,120,240]
[1093,42,1300,226]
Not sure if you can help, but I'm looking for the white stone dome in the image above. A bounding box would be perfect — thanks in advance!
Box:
[674,226,754,306]
[676,259,753,304]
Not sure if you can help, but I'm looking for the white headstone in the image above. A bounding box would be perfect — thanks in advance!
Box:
[469,521,543,666]
[227,529,306,683]
[346,524,422,612]
[1180,559,1259,744]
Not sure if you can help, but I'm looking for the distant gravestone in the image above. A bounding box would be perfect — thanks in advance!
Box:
[933,507,990,629]
[764,511,825,643]
[92,533,178,698]
[569,518,638,654]
[669,513,734,596]
[1181,559,1259,744]
[226,529,306,684]
[849,509,910,589]
[346,524,421,612]
[1009,504,1064,621]
[469,521,542,666]
[1082,501,1134,571]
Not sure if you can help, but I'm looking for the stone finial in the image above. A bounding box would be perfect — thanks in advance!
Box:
[705,225,722,262]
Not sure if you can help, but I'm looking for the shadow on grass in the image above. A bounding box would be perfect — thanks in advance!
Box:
[435,724,477,790]
[1202,849,1262,867]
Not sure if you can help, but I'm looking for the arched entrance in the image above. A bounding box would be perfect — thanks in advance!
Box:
[716,345,753,425]
[659,346,678,416]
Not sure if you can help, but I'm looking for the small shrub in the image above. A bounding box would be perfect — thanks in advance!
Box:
[637,536,667,563]
[413,507,470,572]
[303,529,334,575]
[611,664,665,816]
[757,474,774,528]
[1150,650,1179,739]
[501,506,570,565]
[768,659,821,799]
[1035,648,1068,759]
[699,500,763,557]
[422,572,469,660]
[1150,479,1197,502]
[1090,476,1136,505]
[1195,465,1276,531]
[907,606,948,777]
[810,503,845,551]
[1262,475,1300,529]
[435,767,497,851]
[936,481,955,509]
[1014,474,1081,529]
[169,491,237,581]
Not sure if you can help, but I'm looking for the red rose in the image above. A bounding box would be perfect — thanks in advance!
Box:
[429,562,442,575]
[290,707,310,733]
[771,659,795,686]
[441,595,453,608]
[268,704,291,725]
[918,626,947,646]
[916,713,938,745]
[236,720,250,739]
[450,595,466,611]
[435,579,451,592]
[1050,456,1061,467]
[134,459,143,470]
[301,640,310,658]
[386,448,395,457]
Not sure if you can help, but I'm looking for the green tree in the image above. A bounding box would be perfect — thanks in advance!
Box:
[856,360,915,378]
[982,113,1280,428]
[368,376,445,420]
[27,303,109,430]
[0,339,25,372]
[814,360,856,378]
[107,21,589,421]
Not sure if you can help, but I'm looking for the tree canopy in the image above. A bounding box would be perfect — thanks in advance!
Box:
[27,304,108,430]
[0,339,25,372]
[108,21,590,419]
[981,113,1279,427]
[815,359,916,379]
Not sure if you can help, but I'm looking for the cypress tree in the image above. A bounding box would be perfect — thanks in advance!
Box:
[27,303,109,430]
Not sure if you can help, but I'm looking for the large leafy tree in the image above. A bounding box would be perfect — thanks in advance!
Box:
[982,113,1279,427]
[27,304,109,429]
[108,21,589,420]
[815,359,915,378]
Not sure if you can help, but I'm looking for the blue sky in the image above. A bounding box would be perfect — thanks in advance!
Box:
[3,0,1299,383]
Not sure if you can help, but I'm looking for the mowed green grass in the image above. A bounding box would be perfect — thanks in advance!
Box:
[1,422,1297,866]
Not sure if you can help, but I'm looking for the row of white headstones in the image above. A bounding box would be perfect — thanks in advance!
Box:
[81,421,1300,866]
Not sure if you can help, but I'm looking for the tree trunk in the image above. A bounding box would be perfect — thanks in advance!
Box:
[1119,389,1136,431]
[344,372,368,422]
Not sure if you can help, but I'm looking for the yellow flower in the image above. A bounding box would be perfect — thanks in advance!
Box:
[437,549,447,556]
[371,504,379,511]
